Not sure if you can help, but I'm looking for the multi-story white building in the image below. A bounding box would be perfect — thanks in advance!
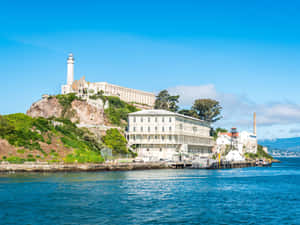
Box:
[61,54,155,107]
[127,109,214,162]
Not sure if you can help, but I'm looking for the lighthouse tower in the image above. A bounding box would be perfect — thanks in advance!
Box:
[67,53,74,85]
[61,53,75,94]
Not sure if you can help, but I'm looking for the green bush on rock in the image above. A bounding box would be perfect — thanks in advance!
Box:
[102,128,128,155]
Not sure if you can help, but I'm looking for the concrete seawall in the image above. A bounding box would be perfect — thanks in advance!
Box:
[0,162,170,172]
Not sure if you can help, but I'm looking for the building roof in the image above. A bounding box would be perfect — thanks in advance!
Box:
[129,109,210,126]
[219,132,239,137]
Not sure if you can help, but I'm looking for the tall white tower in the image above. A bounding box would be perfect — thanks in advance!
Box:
[67,53,74,85]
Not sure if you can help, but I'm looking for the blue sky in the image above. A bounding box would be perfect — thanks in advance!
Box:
[1,0,300,139]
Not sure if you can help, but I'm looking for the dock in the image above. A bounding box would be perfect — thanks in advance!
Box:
[170,160,257,169]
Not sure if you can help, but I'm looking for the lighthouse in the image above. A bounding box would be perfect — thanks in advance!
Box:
[67,53,74,85]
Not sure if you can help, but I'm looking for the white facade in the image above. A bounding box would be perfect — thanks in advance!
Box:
[239,131,257,154]
[216,131,258,156]
[127,110,214,162]
[225,150,245,161]
[61,54,155,107]
[67,53,74,85]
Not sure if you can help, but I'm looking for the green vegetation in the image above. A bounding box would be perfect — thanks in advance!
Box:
[154,90,180,112]
[90,92,138,126]
[244,145,273,160]
[6,156,26,164]
[177,109,198,118]
[154,90,222,124]
[54,118,105,163]
[17,149,25,154]
[0,113,48,151]
[0,113,105,164]
[55,93,81,117]
[191,99,222,123]
[211,127,228,140]
[64,149,104,163]
[102,128,128,155]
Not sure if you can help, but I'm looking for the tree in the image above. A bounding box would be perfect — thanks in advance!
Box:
[154,90,180,112]
[102,128,128,154]
[178,109,198,118]
[0,115,13,137]
[192,99,222,123]
[211,127,228,140]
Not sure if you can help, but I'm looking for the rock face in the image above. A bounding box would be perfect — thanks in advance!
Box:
[71,99,105,125]
[27,97,107,126]
[27,97,62,119]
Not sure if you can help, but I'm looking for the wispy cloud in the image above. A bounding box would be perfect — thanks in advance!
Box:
[168,84,300,139]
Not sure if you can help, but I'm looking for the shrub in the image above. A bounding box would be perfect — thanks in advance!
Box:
[6,156,25,164]
[104,96,139,126]
[17,149,25,154]
[56,93,79,117]
[102,128,128,154]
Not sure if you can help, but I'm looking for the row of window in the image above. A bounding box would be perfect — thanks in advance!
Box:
[132,125,200,133]
[130,135,174,141]
[132,117,172,123]
[132,126,172,132]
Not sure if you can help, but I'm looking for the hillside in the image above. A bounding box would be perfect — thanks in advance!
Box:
[27,93,139,127]
[0,93,140,164]
[0,113,131,163]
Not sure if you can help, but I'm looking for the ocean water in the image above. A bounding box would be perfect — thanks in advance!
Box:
[0,158,300,225]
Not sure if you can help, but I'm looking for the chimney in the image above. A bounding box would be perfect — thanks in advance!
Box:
[253,112,256,136]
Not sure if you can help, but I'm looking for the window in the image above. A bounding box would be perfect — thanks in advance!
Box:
[155,135,158,139]
[148,136,151,140]
[133,127,136,132]
[155,126,158,131]
[162,127,165,132]
[155,117,158,122]
[169,117,172,122]
[141,117,143,122]
[162,117,165,122]
[148,117,151,122]
[169,135,172,140]
[147,149,149,152]
[148,127,150,132]
[169,126,172,131]
[162,135,165,140]
[160,148,162,152]
[133,117,136,122]
[141,127,143,132]
[180,124,183,130]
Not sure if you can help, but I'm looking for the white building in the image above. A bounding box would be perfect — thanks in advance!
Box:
[239,131,257,154]
[225,150,245,161]
[127,109,214,162]
[61,53,155,107]
[216,130,257,155]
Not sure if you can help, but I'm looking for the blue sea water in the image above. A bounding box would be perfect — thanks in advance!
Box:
[0,158,300,225]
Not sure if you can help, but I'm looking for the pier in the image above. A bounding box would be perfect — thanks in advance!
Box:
[171,160,257,169]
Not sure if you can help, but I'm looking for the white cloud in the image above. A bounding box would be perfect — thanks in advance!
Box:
[168,84,300,139]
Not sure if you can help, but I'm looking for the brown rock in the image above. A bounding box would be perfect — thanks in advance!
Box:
[27,97,62,118]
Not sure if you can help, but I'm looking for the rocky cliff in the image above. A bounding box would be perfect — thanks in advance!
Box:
[27,96,109,126]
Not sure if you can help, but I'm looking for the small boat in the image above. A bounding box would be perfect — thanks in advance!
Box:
[256,159,272,167]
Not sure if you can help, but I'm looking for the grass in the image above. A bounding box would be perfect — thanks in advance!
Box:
[244,145,273,160]
[0,113,105,164]
[89,93,139,126]
[55,93,81,118]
